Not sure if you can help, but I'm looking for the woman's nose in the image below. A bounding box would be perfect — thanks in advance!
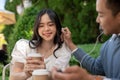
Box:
[44,26,49,30]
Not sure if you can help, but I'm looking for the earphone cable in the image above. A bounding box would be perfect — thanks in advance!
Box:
[80,31,104,68]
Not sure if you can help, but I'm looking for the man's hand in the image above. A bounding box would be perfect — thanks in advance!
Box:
[51,66,94,80]
[62,27,77,51]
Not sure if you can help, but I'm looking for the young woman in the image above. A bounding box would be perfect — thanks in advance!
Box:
[9,9,71,80]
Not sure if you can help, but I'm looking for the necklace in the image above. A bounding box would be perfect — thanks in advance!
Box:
[36,44,56,58]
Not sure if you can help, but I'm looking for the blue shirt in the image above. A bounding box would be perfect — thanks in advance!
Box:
[73,34,120,80]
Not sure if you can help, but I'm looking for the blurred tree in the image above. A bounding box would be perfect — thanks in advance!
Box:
[4,0,104,54]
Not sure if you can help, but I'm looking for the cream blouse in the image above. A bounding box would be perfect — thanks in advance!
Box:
[11,39,71,71]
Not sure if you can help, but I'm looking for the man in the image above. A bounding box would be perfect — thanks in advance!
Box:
[51,0,120,80]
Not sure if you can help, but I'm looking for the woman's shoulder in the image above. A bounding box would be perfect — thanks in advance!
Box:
[15,39,29,48]
[16,39,29,44]
[61,42,71,51]
[55,42,71,56]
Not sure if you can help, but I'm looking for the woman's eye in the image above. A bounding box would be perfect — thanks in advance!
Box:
[49,24,54,26]
[39,25,43,27]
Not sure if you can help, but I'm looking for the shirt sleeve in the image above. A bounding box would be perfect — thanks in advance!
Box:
[11,39,29,64]
[72,48,78,54]
[54,43,71,69]
[103,77,111,80]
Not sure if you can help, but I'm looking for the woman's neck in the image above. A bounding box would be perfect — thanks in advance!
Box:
[40,41,55,51]
[36,41,56,58]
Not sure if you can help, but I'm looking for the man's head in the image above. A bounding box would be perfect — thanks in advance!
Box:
[96,0,120,35]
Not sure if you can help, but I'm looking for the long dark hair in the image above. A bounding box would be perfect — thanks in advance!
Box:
[29,8,63,58]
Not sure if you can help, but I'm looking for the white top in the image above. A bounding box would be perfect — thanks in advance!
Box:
[11,39,71,71]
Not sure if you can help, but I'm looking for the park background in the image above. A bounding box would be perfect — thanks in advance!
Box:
[0,0,111,79]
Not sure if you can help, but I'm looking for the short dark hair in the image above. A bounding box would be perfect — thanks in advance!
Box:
[106,0,120,15]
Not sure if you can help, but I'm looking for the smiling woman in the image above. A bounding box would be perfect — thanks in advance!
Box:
[9,8,71,80]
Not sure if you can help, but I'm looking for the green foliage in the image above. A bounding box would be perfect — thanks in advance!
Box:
[5,0,21,13]
[2,25,15,42]
[79,43,102,57]
[69,56,80,66]
[100,34,111,42]
[0,65,2,75]
[3,0,21,42]
[0,64,9,77]
[7,7,38,54]
[69,43,102,66]
[72,1,98,44]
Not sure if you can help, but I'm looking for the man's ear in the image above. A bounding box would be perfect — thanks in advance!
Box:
[116,12,120,21]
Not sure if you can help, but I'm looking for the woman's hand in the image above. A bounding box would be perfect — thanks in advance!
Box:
[9,62,32,80]
[24,57,45,74]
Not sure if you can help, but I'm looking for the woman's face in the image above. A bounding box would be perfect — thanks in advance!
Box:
[38,13,57,42]
[96,0,120,35]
